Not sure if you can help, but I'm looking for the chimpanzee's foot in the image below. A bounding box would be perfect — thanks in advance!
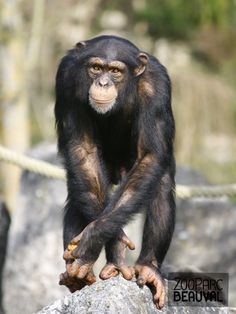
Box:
[100,231,135,280]
[100,263,134,280]
[135,264,165,309]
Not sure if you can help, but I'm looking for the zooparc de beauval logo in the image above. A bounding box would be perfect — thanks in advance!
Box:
[167,272,228,307]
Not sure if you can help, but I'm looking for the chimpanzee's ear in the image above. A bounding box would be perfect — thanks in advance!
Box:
[75,41,86,51]
[134,52,148,76]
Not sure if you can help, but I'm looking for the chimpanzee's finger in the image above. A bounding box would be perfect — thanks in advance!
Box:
[70,232,83,245]
[119,231,135,250]
[99,263,119,279]
[119,265,134,280]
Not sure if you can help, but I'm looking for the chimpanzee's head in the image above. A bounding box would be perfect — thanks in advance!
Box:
[75,35,148,114]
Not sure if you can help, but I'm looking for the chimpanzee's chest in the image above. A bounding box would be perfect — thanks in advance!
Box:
[96,112,138,183]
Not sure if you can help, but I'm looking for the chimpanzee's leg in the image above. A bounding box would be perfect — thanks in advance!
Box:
[100,169,135,281]
[135,172,175,309]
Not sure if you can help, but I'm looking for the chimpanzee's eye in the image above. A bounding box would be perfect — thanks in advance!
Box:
[110,68,120,74]
[90,64,102,73]
[93,65,100,71]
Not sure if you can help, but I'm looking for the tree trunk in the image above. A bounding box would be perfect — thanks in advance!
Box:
[0,0,30,212]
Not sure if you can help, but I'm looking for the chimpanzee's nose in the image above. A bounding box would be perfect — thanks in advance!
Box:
[99,76,109,87]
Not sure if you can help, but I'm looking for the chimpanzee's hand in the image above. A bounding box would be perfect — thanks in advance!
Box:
[59,225,98,292]
[100,230,135,280]
[135,264,165,310]
[59,260,96,292]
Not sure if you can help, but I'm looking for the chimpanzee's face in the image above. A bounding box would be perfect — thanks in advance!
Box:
[74,37,148,114]
[87,57,128,114]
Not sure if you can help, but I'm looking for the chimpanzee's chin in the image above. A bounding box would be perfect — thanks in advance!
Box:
[89,98,116,114]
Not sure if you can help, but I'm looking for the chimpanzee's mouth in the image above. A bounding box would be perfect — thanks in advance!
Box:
[89,96,116,106]
[89,96,116,114]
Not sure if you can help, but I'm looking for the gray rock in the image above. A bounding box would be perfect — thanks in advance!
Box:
[3,143,68,314]
[166,196,236,306]
[175,166,208,185]
[37,276,229,314]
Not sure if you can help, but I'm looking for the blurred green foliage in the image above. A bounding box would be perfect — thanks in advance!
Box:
[135,0,236,39]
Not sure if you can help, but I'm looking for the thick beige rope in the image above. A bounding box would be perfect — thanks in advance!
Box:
[0,144,65,180]
[1,144,236,198]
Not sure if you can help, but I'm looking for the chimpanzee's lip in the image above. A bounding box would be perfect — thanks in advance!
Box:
[90,96,116,105]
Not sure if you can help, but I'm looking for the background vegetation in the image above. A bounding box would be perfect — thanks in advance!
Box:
[1,0,236,210]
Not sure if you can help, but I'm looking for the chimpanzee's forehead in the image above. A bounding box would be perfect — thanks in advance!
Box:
[95,43,119,61]
[87,35,139,51]
[84,36,140,67]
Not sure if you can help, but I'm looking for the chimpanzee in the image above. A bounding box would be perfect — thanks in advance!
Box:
[55,35,175,309]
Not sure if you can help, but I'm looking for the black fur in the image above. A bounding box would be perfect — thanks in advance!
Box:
[55,35,175,267]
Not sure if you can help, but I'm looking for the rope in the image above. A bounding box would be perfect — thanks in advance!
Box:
[0,144,236,198]
[176,184,236,199]
[0,144,65,180]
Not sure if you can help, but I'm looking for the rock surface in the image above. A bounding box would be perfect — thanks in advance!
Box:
[3,144,68,314]
[37,276,229,314]
[166,168,236,306]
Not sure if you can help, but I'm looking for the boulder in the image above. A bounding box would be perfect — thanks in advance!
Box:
[37,276,229,314]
